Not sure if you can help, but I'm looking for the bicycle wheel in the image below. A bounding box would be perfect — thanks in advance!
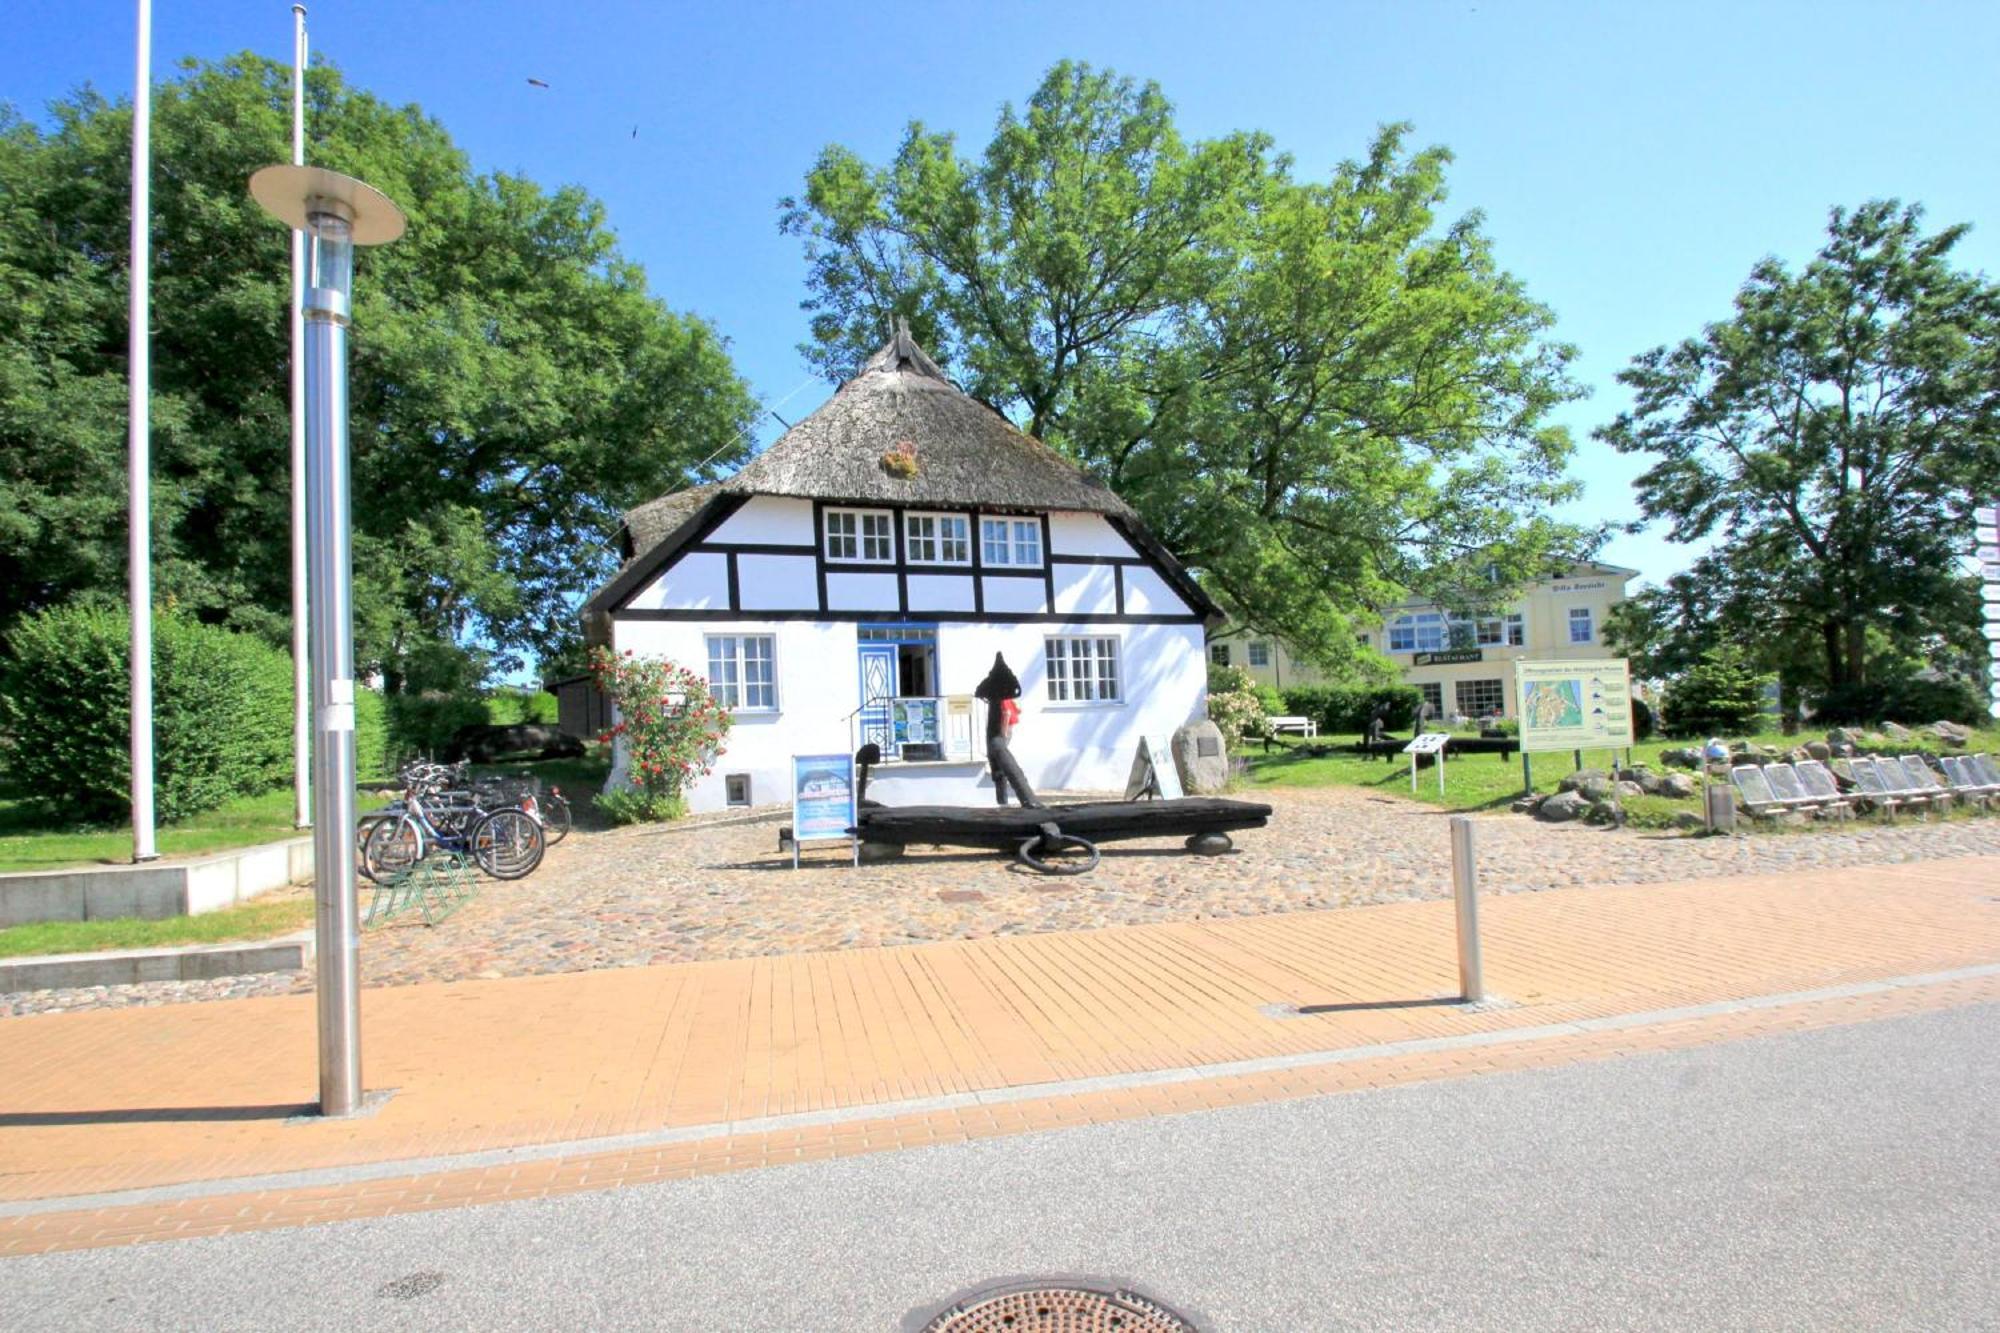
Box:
[540,792,572,845]
[471,808,544,880]
[363,814,425,882]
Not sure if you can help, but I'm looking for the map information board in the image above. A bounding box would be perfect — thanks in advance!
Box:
[1515,658,1635,754]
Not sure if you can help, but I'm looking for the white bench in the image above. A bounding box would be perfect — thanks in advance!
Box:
[1266,715,1318,739]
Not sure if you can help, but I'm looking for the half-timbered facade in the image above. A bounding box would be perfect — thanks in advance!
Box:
[583,325,1219,813]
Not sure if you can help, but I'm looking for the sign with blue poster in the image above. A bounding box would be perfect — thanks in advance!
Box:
[790,752,858,868]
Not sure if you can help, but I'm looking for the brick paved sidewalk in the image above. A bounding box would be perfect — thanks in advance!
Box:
[2,854,1996,1255]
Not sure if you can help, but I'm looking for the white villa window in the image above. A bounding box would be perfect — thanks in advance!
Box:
[1388,612,1447,653]
[825,508,894,563]
[1456,678,1506,717]
[1247,641,1270,667]
[1210,643,1231,666]
[1568,607,1594,644]
[1473,613,1527,648]
[705,634,777,711]
[905,513,970,565]
[981,517,1043,567]
[1418,682,1444,716]
[1046,635,1121,703]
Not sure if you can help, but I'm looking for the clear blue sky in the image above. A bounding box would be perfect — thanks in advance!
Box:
[8,0,1998,595]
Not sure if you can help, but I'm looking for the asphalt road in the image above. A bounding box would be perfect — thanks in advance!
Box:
[12,1001,1999,1332]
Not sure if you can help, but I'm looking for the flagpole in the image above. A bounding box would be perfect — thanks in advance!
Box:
[129,0,157,863]
[290,4,312,829]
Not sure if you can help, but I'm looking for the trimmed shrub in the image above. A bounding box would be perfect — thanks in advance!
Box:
[0,605,291,824]
[1660,646,1771,737]
[1810,676,1986,726]
[1252,684,1286,715]
[1280,684,1425,735]
[486,688,559,726]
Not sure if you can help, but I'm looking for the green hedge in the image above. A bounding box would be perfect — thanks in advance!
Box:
[355,686,389,781]
[0,605,292,824]
[1810,676,1986,726]
[1280,683,1424,735]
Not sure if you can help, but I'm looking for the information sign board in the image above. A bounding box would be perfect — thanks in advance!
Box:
[1123,736,1185,800]
[790,752,857,868]
[1514,659,1635,754]
[1401,731,1452,795]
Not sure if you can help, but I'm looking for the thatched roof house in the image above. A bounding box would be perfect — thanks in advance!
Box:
[580,322,1215,815]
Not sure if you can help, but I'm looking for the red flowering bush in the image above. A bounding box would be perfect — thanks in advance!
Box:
[587,646,731,823]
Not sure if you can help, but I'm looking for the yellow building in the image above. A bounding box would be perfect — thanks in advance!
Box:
[1212,562,1638,721]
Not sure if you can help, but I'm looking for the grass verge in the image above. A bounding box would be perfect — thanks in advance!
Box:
[0,787,389,874]
[0,896,314,959]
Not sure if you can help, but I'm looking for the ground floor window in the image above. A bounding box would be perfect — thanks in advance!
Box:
[1047,635,1121,703]
[1247,641,1270,667]
[1456,678,1506,718]
[705,634,776,710]
[1209,643,1231,666]
[1417,681,1444,717]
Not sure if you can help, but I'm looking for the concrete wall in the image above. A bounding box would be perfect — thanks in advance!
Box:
[0,836,313,928]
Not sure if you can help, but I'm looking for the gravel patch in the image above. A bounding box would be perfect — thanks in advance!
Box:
[6,786,1996,1018]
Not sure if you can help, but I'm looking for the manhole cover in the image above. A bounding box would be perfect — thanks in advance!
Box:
[922,1283,1196,1333]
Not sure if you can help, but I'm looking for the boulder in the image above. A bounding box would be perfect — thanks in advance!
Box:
[1928,721,1972,748]
[1825,728,1859,756]
[1584,799,1623,826]
[1827,759,1857,789]
[1660,773,1698,799]
[1172,719,1231,795]
[1803,740,1832,762]
[1535,790,1592,822]
[1510,795,1544,815]
[1611,780,1646,800]
[1558,769,1614,802]
[1672,810,1707,831]
[1880,720,1913,741]
[1659,747,1701,770]
[443,722,587,763]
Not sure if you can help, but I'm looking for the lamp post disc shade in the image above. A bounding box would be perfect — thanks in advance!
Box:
[249,164,406,245]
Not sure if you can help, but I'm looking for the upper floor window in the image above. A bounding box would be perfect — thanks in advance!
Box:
[1387,612,1447,654]
[825,508,894,563]
[1247,642,1270,667]
[1210,643,1231,667]
[1568,607,1594,644]
[1047,635,1121,704]
[981,517,1042,567]
[905,513,970,565]
[706,634,777,711]
[1473,613,1527,648]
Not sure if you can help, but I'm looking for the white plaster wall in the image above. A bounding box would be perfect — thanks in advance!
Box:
[1119,566,1189,616]
[1046,511,1133,557]
[737,554,817,611]
[937,621,1206,798]
[610,618,858,814]
[826,572,899,612]
[982,576,1048,615]
[627,551,728,611]
[707,495,814,545]
[1051,563,1118,615]
[906,573,976,613]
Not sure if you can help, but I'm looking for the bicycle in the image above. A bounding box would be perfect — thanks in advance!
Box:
[363,763,545,882]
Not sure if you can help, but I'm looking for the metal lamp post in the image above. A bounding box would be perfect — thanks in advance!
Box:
[248,165,404,1117]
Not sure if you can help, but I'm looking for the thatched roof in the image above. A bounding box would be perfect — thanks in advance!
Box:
[615,323,1133,560]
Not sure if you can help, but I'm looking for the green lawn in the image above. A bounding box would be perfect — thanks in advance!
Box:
[0,786,389,874]
[0,895,315,959]
[1244,724,2000,829]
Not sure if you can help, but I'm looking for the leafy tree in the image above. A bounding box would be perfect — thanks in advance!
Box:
[0,55,757,683]
[782,62,1590,670]
[1598,201,2000,696]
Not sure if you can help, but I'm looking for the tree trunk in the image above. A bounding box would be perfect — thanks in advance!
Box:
[1842,619,1868,686]
[1821,620,1845,690]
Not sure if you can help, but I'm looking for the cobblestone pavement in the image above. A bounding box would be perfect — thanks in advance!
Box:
[7,786,1998,1017]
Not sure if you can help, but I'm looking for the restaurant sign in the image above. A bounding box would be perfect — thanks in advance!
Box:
[1413,649,1483,666]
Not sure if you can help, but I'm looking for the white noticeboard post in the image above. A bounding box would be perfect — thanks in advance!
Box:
[790,752,858,869]
[1401,731,1452,796]
[1123,736,1185,800]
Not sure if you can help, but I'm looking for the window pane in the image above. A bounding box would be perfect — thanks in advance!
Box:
[1248,642,1269,666]
[1095,638,1119,701]
[862,512,893,561]
[1506,615,1526,647]
[939,516,969,563]
[1014,520,1041,565]
[1210,644,1230,666]
[826,511,856,560]
[982,518,1010,565]
[906,515,935,563]
[1569,608,1592,643]
[705,636,740,708]
[1045,637,1069,701]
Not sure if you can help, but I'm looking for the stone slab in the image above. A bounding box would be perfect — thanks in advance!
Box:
[0,932,312,994]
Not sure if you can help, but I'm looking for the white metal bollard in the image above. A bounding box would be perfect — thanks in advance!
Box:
[1449,815,1485,1002]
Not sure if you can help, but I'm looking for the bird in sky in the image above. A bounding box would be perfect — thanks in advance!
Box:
[526,77,550,89]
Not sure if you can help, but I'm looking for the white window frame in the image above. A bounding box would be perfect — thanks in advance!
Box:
[824,507,895,564]
[980,516,1043,568]
[705,634,778,712]
[1388,612,1448,654]
[1247,641,1270,667]
[1210,643,1231,667]
[1568,607,1594,644]
[1455,678,1506,717]
[904,512,971,566]
[1046,634,1122,704]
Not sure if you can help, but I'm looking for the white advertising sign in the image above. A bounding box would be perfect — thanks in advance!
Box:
[1514,658,1635,754]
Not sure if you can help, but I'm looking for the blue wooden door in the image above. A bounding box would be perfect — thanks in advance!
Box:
[857,644,898,757]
